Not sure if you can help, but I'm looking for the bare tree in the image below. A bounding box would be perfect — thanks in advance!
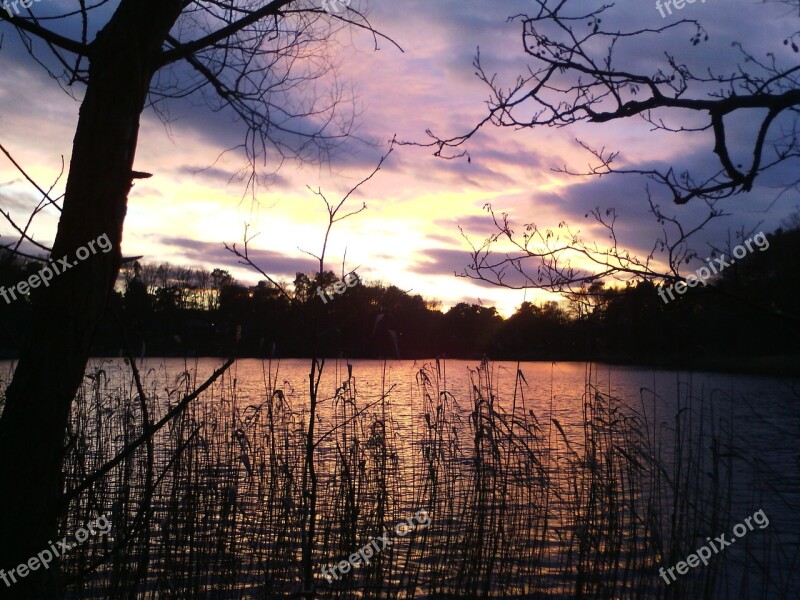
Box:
[410,0,800,294]
[0,2,395,597]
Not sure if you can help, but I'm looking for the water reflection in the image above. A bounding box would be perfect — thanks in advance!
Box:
[1,358,795,598]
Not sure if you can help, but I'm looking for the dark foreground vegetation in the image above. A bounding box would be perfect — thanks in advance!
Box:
[2,226,799,370]
[0,358,789,599]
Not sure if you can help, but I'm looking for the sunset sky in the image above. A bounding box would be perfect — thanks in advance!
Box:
[1,0,798,316]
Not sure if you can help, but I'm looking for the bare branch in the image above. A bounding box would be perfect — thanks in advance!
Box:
[300,136,395,274]
[408,0,800,204]
[459,196,726,296]
[0,11,90,56]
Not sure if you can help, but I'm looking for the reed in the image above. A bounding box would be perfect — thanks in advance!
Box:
[0,357,783,599]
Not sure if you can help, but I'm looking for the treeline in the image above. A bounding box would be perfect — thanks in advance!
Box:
[1,226,798,370]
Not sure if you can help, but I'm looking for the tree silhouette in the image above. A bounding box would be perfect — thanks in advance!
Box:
[0,2,395,597]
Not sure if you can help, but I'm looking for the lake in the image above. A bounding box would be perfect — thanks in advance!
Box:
[1,358,797,598]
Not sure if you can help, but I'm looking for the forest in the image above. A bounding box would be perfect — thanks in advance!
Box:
[3,222,798,371]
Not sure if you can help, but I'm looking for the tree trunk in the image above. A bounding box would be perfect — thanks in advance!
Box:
[0,2,182,597]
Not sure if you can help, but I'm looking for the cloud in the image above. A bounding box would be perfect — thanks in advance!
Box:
[0,189,42,214]
[434,214,500,239]
[425,232,460,245]
[175,164,292,190]
[412,248,473,276]
[1,0,799,315]
[155,237,317,278]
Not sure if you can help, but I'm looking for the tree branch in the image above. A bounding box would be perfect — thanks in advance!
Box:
[0,13,90,56]
[156,0,295,67]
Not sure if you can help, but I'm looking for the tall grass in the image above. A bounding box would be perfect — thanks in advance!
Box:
[0,358,787,599]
